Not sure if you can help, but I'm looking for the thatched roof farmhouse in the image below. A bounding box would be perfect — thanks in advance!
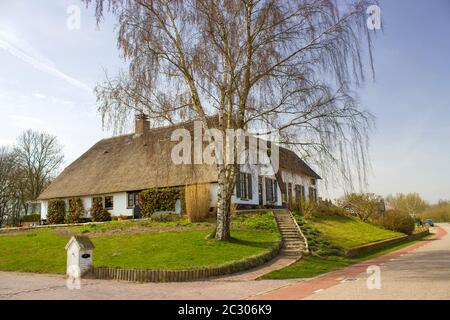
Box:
[38,116,320,219]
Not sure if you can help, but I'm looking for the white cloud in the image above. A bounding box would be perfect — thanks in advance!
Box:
[0,29,92,93]
[9,114,44,128]
[34,92,46,99]
[0,138,14,146]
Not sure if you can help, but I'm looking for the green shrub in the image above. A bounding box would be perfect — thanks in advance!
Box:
[47,199,66,224]
[150,212,172,222]
[90,199,111,222]
[140,187,184,218]
[379,210,415,235]
[21,214,41,223]
[67,197,84,224]
[294,199,346,219]
[313,200,347,217]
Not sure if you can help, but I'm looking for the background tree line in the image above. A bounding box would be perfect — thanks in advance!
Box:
[0,130,64,227]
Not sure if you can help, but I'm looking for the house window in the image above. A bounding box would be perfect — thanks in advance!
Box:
[104,196,114,210]
[308,187,317,202]
[236,172,252,200]
[265,178,277,203]
[295,185,301,200]
[127,192,134,208]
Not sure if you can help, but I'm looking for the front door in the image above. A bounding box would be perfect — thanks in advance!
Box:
[133,192,142,218]
[288,183,293,209]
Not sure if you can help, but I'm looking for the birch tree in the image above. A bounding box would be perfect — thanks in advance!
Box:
[85,0,379,240]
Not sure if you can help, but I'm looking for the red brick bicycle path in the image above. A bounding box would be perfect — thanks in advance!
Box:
[253,227,447,300]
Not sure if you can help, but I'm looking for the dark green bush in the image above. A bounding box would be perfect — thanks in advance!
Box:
[140,187,184,218]
[47,199,66,224]
[67,197,84,223]
[379,210,415,235]
[90,199,111,222]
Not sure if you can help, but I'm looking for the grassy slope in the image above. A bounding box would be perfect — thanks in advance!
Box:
[310,215,403,249]
[262,214,411,280]
[0,212,279,274]
[262,235,430,279]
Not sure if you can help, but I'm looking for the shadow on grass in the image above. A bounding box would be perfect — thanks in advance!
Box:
[227,237,278,249]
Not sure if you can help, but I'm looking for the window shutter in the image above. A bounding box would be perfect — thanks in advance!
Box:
[265,178,270,202]
[274,180,278,202]
[236,173,241,198]
[247,174,253,200]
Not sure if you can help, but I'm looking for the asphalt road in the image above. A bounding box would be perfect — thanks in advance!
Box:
[304,224,450,300]
[0,224,448,300]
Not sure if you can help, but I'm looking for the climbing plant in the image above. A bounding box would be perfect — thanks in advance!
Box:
[90,198,111,222]
[67,197,84,223]
[47,199,66,224]
[140,187,184,218]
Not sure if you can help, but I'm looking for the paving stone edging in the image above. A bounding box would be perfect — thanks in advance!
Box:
[343,229,430,258]
[88,240,282,282]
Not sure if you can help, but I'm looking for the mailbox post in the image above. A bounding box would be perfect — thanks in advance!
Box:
[65,235,95,279]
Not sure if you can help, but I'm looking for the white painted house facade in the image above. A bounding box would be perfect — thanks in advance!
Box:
[39,116,320,220]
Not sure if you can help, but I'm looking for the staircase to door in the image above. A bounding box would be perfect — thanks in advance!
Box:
[273,209,308,258]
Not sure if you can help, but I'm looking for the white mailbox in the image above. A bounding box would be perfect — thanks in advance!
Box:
[65,235,95,278]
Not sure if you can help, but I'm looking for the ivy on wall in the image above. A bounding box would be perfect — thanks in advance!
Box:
[140,187,185,218]
[47,199,66,224]
[67,197,84,223]
[90,198,111,222]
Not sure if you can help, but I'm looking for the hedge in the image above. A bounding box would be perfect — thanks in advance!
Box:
[140,187,184,218]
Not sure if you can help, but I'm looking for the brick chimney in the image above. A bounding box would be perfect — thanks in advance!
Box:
[135,113,150,135]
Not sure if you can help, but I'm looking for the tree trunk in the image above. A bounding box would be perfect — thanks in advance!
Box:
[215,164,232,241]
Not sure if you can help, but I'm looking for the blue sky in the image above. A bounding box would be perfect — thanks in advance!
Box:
[0,0,449,202]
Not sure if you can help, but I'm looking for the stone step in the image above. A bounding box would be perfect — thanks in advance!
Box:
[281,250,302,256]
[282,248,303,253]
[284,245,304,249]
[284,240,304,245]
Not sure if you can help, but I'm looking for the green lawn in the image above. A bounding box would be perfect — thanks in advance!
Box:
[309,215,403,249]
[0,213,280,274]
[262,234,430,280]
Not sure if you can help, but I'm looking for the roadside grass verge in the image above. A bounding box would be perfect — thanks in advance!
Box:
[0,212,280,274]
[262,231,431,280]
[262,213,425,280]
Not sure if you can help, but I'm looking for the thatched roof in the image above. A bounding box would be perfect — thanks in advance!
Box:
[38,117,320,200]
